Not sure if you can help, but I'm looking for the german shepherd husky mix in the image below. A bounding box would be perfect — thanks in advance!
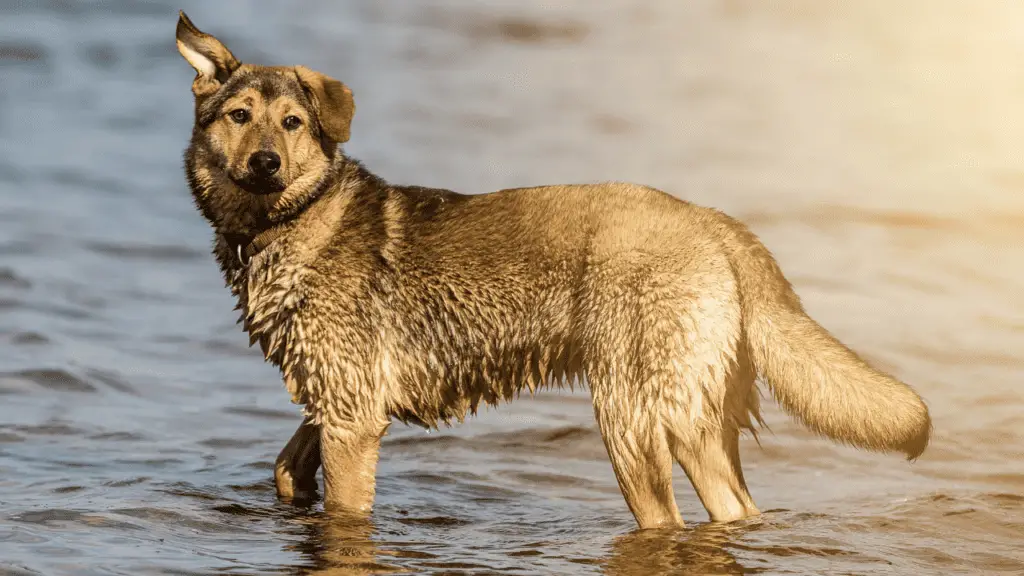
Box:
[176,12,930,529]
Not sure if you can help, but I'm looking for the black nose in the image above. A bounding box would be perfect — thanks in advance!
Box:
[248,151,281,178]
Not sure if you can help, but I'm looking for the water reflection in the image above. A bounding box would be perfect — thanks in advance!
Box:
[289,511,757,575]
[292,512,397,575]
[604,522,756,576]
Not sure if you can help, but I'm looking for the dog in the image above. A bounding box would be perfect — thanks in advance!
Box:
[175,12,931,529]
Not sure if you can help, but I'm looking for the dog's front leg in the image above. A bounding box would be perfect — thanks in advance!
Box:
[275,415,322,501]
[320,424,385,514]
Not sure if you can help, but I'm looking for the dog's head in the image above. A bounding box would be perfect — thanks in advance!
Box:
[176,11,354,230]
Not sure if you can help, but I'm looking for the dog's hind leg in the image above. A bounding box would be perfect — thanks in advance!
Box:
[668,346,761,523]
[668,424,759,523]
[667,350,765,520]
[592,383,683,529]
[275,416,321,501]
[663,344,760,523]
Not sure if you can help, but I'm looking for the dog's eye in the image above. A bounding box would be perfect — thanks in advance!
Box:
[282,115,303,131]
[228,109,250,124]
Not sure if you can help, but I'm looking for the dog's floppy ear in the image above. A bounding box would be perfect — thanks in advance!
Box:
[176,11,240,97]
[295,66,356,144]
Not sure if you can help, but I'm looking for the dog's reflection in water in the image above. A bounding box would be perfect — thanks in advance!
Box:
[289,509,759,575]
[289,512,393,575]
[605,522,759,576]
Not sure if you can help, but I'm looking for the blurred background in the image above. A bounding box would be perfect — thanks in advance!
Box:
[1,1,1022,574]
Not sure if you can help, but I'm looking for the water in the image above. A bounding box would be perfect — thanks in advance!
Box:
[1,1,1022,574]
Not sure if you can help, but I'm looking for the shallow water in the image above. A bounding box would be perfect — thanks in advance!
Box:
[1,1,1023,574]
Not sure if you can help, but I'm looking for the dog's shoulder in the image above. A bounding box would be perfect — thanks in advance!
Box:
[389,182,470,224]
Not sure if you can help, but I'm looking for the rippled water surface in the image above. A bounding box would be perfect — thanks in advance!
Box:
[1,1,1023,574]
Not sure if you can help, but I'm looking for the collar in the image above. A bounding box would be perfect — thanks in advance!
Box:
[221,224,289,267]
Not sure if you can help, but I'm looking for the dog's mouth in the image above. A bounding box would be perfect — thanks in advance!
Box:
[232,174,286,196]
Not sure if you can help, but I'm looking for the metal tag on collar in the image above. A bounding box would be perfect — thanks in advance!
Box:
[237,243,249,267]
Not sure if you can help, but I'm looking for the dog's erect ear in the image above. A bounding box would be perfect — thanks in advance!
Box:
[295,66,355,144]
[176,11,240,97]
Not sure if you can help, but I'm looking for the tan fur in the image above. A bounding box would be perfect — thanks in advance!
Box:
[176,13,932,529]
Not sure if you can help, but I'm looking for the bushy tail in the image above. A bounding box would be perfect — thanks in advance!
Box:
[711,212,931,459]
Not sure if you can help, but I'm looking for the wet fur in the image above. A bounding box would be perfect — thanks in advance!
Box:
[177,13,931,528]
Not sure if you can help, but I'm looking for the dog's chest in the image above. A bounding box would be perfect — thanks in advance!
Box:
[235,251,384,426]
[240,254,310,371]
